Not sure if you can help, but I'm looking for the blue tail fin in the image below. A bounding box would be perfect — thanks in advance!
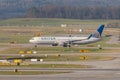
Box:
[88,25,105,39]
[97,25,104,36]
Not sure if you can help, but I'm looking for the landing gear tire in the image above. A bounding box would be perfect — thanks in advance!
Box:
[63,43,71,47]
[68,45,71,47]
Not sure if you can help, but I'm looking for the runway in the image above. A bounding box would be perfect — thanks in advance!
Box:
[0,70,120,80]
[1,68,120,71]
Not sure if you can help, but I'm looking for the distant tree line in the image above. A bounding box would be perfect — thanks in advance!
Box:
[26,5,120,19]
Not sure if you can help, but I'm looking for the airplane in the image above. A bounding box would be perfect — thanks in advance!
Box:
[29,25,104,47]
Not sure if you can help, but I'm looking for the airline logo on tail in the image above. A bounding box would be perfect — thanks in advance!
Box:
[89,25,104,38]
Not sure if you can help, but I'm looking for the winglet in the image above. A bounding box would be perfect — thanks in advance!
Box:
[87,34,92,39]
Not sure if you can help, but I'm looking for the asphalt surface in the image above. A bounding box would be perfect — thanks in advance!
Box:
[0,70,120,80]
[106,35,120,44]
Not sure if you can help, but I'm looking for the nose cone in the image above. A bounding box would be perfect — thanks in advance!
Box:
[29,40,32,43]
[29,39,34,43]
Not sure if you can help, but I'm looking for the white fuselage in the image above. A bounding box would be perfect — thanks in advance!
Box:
[29,36,101,46]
